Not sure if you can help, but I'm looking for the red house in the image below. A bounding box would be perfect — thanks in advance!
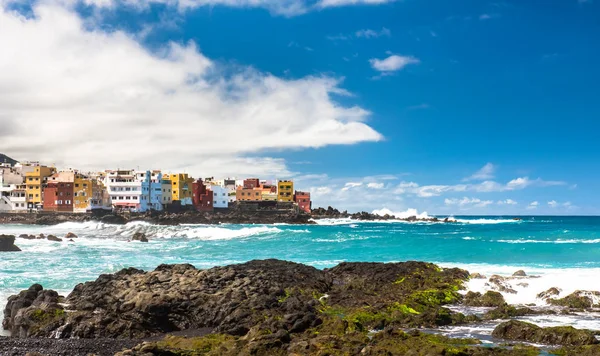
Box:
[43,182,58,211]
[43,182,74,212]
[192,179,214,212]
[243,178,260,189]
[294,191,311,213]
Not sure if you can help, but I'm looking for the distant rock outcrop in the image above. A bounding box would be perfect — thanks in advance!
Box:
[492,320,598,346]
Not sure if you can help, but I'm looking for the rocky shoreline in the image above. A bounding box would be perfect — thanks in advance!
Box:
[0,206,452,227]
[2,259,599,355]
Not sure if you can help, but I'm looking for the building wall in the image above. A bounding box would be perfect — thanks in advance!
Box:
[243,178,260,189]
[161,180,173,206]
[25,166,56,207]
[236,187,262,201]
[294,191,312,213]
[56,182,74,212]
[43,183,58,211]
[0,185,27,212]
[73,176,92,213]
[164,173,194,206]
[210,185,229,208]
[103,170,142,211]
[192,180,214,212]
[0,167,24,186]
[89,180,111,211]
[277,180,294,202]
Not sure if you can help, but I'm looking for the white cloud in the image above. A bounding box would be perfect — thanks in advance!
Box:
[369,55,420,72]
[367,182,384,189]
[527,201,539,210]
[355,27,391,39]
[464,163,495,181]
[341,182,363,191]
[548,200,574,209]
[479,13,500,20]
[445,197,493,208]
[317,0,396,9]
[498,199,517,205]
[0,4,383,177]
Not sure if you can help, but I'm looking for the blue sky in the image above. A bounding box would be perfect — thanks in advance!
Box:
[1,0,598,215]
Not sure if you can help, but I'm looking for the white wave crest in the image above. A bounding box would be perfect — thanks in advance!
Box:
[454,218,520,225]
[372,208,430,219]
[439,262,600,307]
[496,239,600,244]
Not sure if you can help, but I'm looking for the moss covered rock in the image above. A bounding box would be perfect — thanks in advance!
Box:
[492,320,599,346]
[464,291,506,307]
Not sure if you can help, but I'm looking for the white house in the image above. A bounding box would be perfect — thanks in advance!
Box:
[0,184,27,212]
[103,170,143,212]
[209,185,229,209]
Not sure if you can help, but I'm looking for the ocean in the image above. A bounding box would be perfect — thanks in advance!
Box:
[2,216,600,341]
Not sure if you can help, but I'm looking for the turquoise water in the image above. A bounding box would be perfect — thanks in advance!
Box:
[2,216,600,336]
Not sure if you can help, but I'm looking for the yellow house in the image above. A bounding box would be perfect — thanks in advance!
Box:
[277,180,294,202]
[25,166,56,207]
[163,173,194,204]
[73,175,93,213]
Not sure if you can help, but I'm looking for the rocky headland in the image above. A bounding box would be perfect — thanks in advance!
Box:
[0,205,450,227]
[2,259,599,355]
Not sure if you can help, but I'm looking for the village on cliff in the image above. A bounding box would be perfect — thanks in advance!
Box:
[0,155,311,215]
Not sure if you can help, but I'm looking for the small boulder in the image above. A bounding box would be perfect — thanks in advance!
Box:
[0,234,21,252]
[46,235,63,242]
[65,232,78,239]
[487,275,517,294]
[492,320,598,346]
[463,291,506,307]
[132,232,148,243]
[537,287,561,301]
[36,234,45,239]
[548,291,600,309]
[470,273,486,279]
[512,270,527,277]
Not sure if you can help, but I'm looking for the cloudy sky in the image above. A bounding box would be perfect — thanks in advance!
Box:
[1,0,598,215]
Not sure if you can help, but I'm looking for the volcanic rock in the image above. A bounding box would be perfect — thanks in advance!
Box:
[132,232,148,243]
[512,270,527,277]
[463,291,505,307]
[0,235,21,252]
[492,320,598,346]
[64,232,78,239]
[46,235,62,242]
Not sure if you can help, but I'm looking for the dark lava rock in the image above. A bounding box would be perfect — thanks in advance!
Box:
[2,284,65,338]
[4,260,472,340]
[132,232,148,243]
[483,305,539,320]
[548,291,600,309]
[65,232,78,239]
[0,234,21,252]
[512,270,527,277]
[487,275,517,294]
[537,287,561,301]
[46,235,62,242]
[492,320,599,346]
[463,291,506,307]
[469,272,486,279]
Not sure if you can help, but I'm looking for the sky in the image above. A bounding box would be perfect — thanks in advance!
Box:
[1,0,599,215]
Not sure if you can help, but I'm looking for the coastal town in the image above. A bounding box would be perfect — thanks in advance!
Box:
[0,154,311,215]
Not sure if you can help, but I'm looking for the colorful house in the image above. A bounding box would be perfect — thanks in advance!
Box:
[294,191,312,213]
[140,171,164,211]
[208,185,229,209]
[236,187,262,201]
[25,165,56,209]
[43,181,74,212]
[243,178,260,189]
[277,180,294,202]
[73,175,92,213]
[103,170,142,211]
[164,173,194,206]
[192,179,213,212]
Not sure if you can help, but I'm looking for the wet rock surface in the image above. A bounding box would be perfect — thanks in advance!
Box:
[463,291,506,307]
[0,336,139,356]
[0,234,21,252]
[3,260,597,355]
[492,320,599,346]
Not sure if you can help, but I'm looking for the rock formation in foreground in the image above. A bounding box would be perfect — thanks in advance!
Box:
[3,259,599,356]
[0,234,21,252]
